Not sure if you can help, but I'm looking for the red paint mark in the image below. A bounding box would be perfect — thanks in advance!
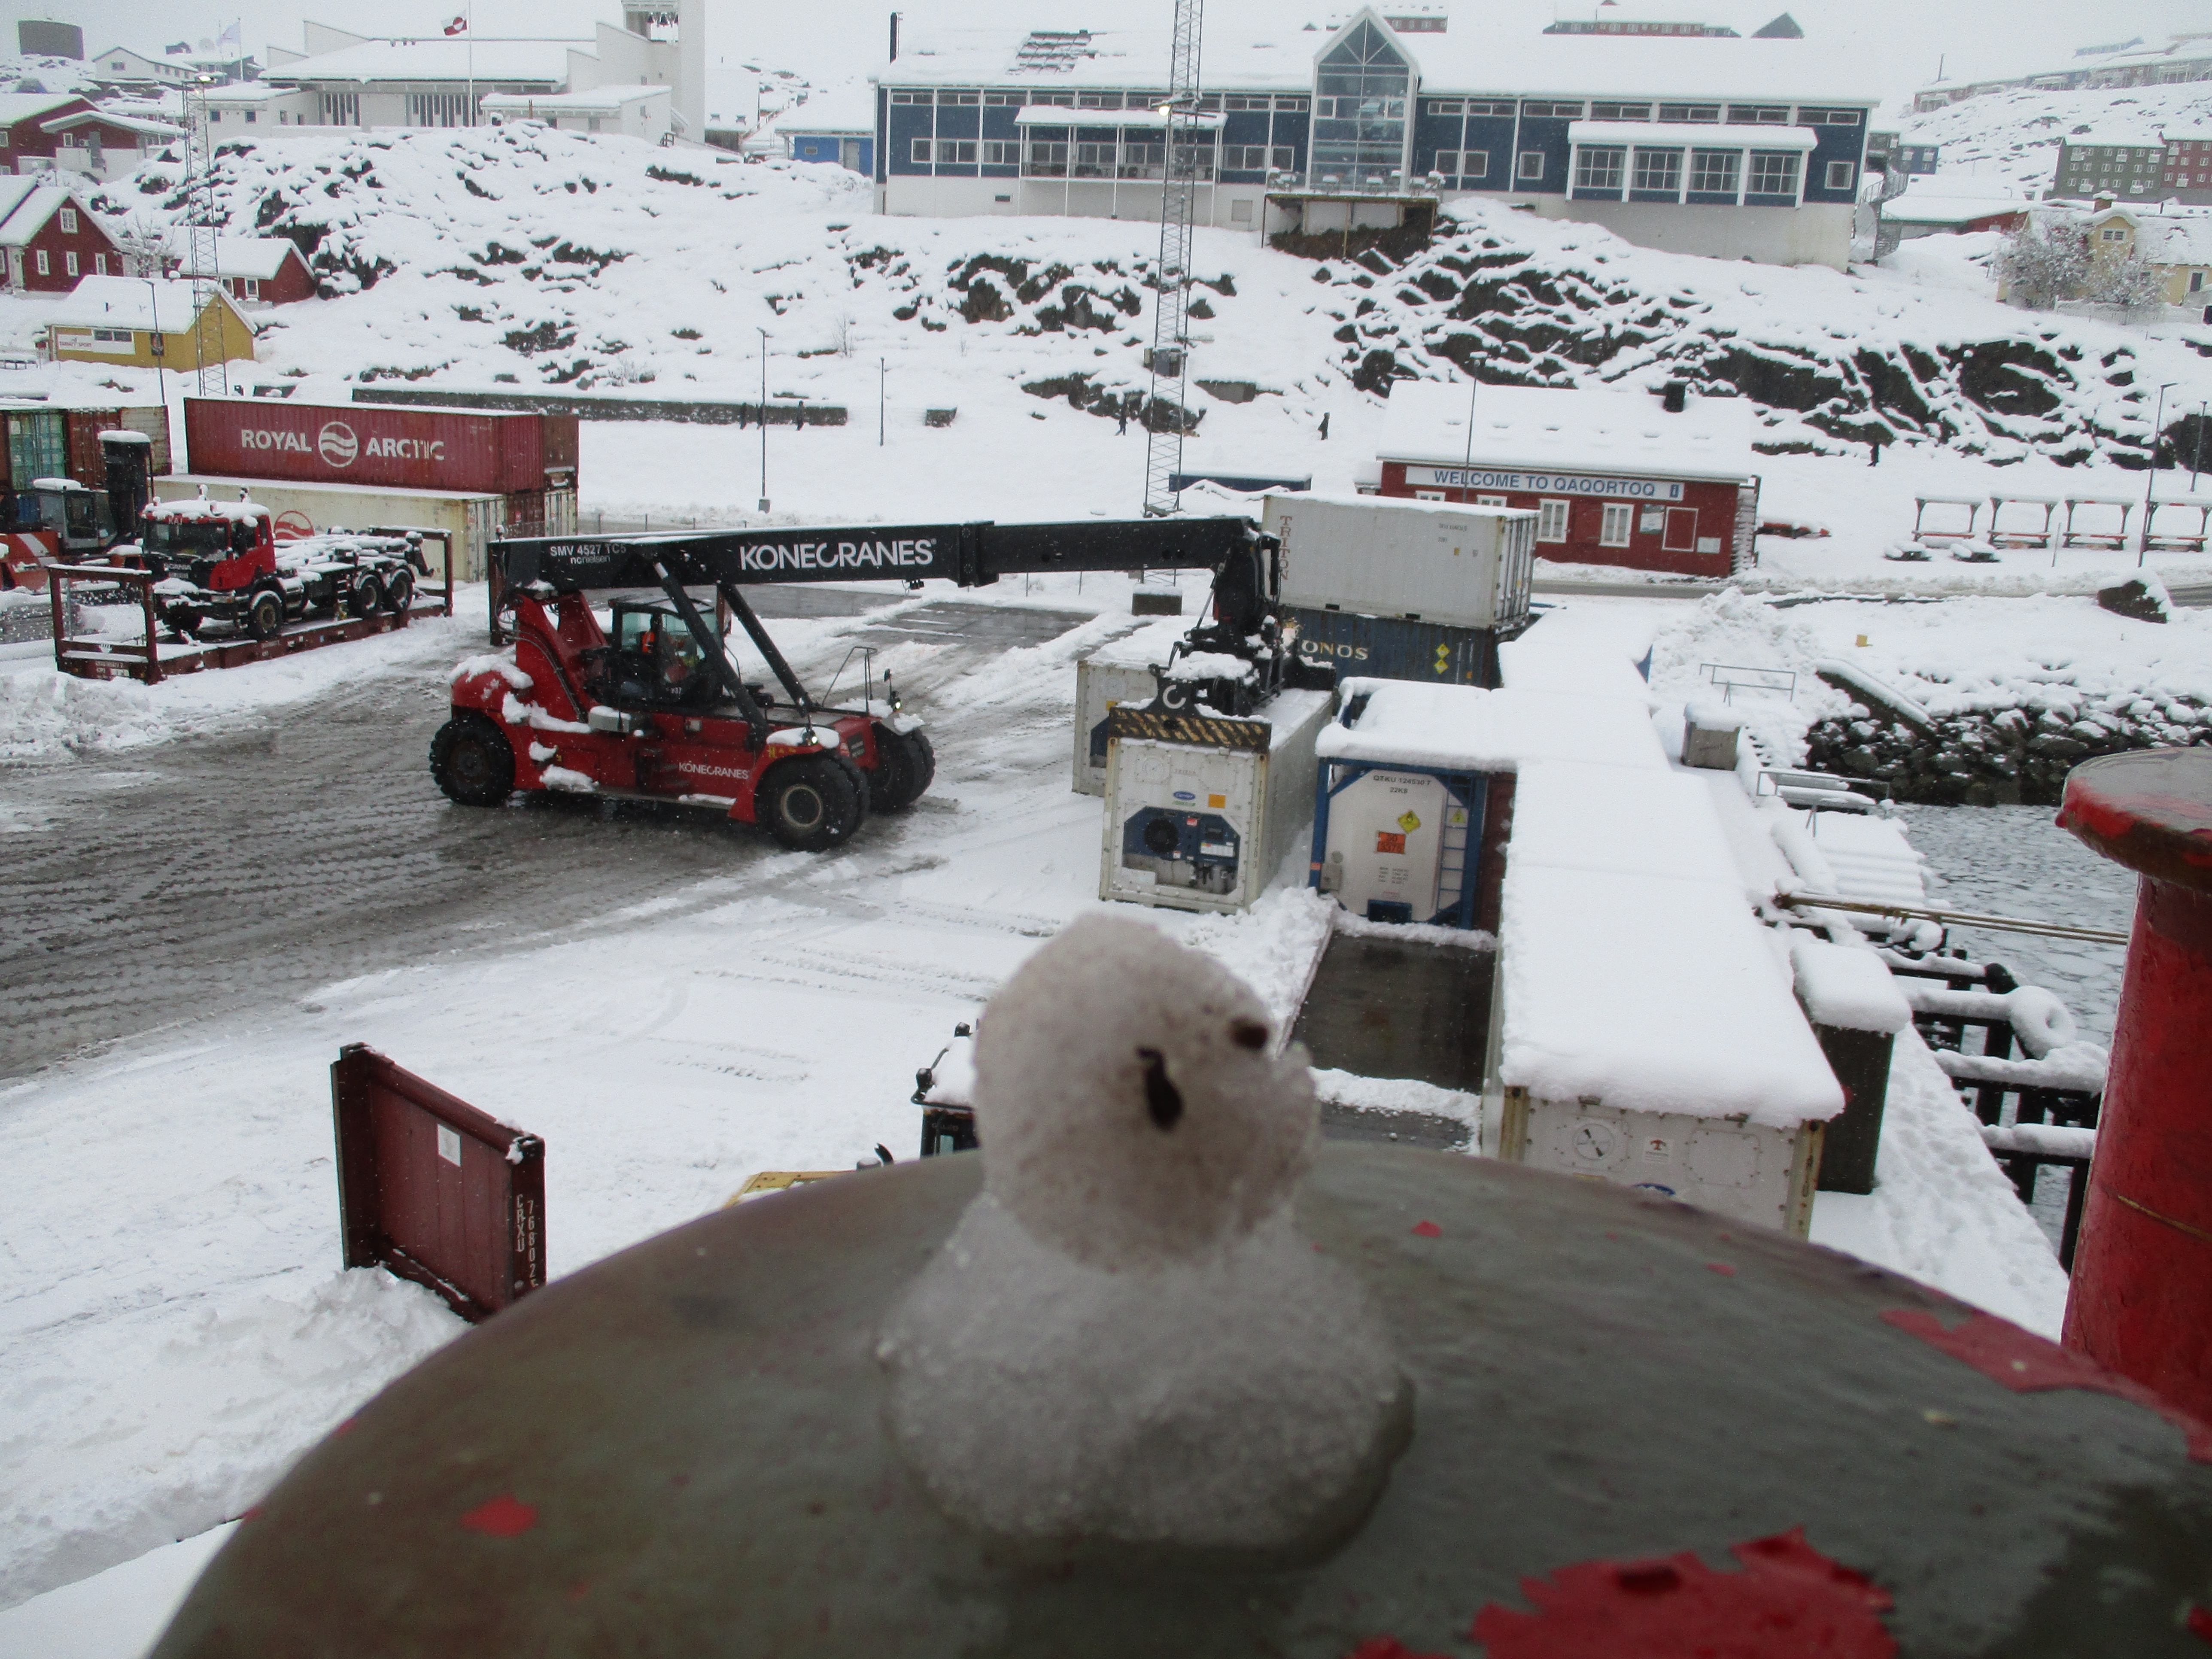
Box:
[1471,1528,1895,1658]
[332,1418,357,1437]
[459,1495,538,1537]
[239,1505,265,1523]
[669,1472,690,1488]
[2188,1604,2212,1643]
[566,1580,592,1603]
[1705,1262,1738,1278]
[1348,1639,1449,1659]
[1883,1308,2212,1464]
[1411,1220,1443,1238]
[1717,1232,1734,1242]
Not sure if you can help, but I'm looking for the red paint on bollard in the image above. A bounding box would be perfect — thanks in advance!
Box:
[2055,750,2212,1426]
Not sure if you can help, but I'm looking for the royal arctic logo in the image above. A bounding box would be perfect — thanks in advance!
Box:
[318,421,359,468]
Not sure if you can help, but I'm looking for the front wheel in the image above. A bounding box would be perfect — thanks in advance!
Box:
[758,756,863,852]
[869,726,936,812]
[430,712,516,807]
[347,574,383,619]
[246,588,284,641]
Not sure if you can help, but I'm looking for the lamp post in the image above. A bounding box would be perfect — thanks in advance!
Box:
[2139,381,2174,567]
[757,326,770,514]
[143,279,168,458]
[879,358,887,448]
[2192,400,2206,495]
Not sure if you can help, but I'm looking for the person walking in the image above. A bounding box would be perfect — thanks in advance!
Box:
[1869,432,1884,466]
[1319,411,1331,441]
[1116,400,1130,436]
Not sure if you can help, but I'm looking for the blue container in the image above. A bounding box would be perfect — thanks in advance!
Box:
[1282,604,1511,689]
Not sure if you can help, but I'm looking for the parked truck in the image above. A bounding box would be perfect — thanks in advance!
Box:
[135,497,422,640]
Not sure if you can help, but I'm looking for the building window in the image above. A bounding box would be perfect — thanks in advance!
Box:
[1226,144,1266,170]
[935,139,977,164]
[59,208,77,234]
[1600,503,1633,547]
[245,110,256,123]
[1426,99,1463,115]
[1076,91,1121,109]
[1796,108,1863,125]
[1747,151,1801,196]
[1574,146,1625,191]
[1273,146,1295,171]
[981,140,1018,165]
[2191,270,2204,292]
[1825,159,1856,190]
[1459,149,1488,177]
[1230,198,1254,223]
[1074,140,1115,176]
[1434,150,1458,176]
[910,137,933,164]
[1589,102,1650,120]
[982,92,1018,105]
[1521,101,1583,118]
[1689,149,1740,194]
[241,277,260,300]
[1537,499,1569,541]
[1026,141,1068,176]
[64,252,78,277]
[94,253,107,275]
[889,91,922,103]
[1632,147,1682,194]
[35,250,49,276]
[1416,489,1445,501]
[1517,149,1546,181]
[1727,105,1789,124]
[940,91,979,105]
[209,109,221,123]
[1312,19,1413,187]
[1656,103,1720,123]
[1465,100,1515,116]
[1476,494,1507,506]
[1275,96,1310,112]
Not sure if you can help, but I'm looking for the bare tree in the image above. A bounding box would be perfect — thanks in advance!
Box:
[2088,251,2167,312]
[110,210,175,279]
[1998,216,2089,310]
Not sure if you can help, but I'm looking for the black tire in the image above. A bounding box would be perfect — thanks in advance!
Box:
[346,574,382,619]
[246,588,284,641]
[758,756,863,852]
[430,712,516,807]
[383,568,414,614]
[869,725,936,812]
[162,607,202,641]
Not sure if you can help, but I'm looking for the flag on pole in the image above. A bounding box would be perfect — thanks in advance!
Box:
[216,22,241,48]
[445,15,468,33]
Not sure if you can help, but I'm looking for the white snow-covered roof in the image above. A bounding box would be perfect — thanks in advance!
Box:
[41,108,181,138]
[169,236,307,280]
[2132,216,2212,265]
[773,81,877,135]
[1379,380,1756,482]
[267,37,580,87]
[1567,119,1817,150]
[1316,678,1667,772]
[0,93,89,127]
[1882,185,2029,226]
[0,178,86,250]
[481,85,669,114]
[40,278,246,333]
[879,25,1875,104]
[1491,745,1841,1125]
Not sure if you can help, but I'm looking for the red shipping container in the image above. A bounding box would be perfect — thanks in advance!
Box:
[331,1043,545,1323]
[185,398,577,495]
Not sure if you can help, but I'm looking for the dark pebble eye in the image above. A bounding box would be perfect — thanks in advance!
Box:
[1136,1048,1183,1130]
[1229,1018,1269,1051]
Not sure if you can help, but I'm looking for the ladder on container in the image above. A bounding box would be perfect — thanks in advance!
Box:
[1140,0,1204,518]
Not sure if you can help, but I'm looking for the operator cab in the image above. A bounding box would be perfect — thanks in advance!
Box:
[26,478,113,552]
[604,600,729,713]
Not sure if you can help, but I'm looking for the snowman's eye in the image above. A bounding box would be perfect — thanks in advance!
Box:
[1229,1018,1268,1051]
[1135,1048,1183,1130]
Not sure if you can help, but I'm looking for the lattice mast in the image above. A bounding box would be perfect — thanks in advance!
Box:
[1140,0,1203,517]
[185,90,225,395]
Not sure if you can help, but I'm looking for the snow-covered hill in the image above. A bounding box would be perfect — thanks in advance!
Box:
[94,124,2212,472]
[1897,81,2212,199]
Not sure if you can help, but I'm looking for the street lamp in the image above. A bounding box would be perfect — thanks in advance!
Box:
[2139,381,2175,568]
[143,276,167,435]
[757,326,771,514]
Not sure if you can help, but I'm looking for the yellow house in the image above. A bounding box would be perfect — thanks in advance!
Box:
[2086,205,2212,304]
[42,276,257,371]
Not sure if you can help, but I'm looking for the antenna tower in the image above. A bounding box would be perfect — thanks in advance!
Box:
[1140,0,1203,517]
[185,90,225,394]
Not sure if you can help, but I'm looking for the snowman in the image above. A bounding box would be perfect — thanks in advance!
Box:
[879,913,1412,1557]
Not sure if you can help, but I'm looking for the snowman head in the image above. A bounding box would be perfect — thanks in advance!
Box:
[973,913,1316,1270]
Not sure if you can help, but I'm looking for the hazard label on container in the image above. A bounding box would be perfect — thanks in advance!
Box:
[1376,831,1407,855]
[1397,810,1422,834]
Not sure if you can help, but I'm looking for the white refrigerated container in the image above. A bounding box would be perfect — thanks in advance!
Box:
[1261,491,1535,631]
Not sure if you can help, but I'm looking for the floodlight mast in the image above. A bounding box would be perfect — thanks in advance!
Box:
[1140,0,1204,518]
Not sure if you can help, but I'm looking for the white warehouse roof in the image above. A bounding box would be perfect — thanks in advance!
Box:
[1380,380,1757,483]
[268,36,580,87]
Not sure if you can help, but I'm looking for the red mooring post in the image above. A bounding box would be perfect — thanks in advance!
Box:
[2056,748,2212,1420]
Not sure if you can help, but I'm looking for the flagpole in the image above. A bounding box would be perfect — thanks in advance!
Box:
[468,3,475,128]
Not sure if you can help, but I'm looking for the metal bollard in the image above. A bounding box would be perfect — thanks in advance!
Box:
[2055,748,2212,1420]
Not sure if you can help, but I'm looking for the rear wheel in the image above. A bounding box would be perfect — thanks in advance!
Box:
[162,607,202,641]
[382,568,414,614]
[246,588,284,641]
[869,726,936,812]
[758,756,863,852]
[430,712,516,807]
[347,574,382,619]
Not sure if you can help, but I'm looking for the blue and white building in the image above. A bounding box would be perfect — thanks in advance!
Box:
[778,84,875,174]
[871,8,1876,267]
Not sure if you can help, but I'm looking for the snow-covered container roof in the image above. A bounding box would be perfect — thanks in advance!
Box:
[1499,612,1656,702]
[1379,380,1757,483]
[1507,758,1743,888]
[1084,615,1207,671]
[1316,678,1667,772]
[1788,933,1910,1034]
[1498,860,1842,1126]
[1567,119,1817,150]
[267,36,580,87]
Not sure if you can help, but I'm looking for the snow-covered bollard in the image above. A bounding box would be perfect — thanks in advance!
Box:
[878,913,1412,1557]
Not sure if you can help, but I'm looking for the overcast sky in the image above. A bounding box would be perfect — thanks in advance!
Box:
[24,0,2212,112]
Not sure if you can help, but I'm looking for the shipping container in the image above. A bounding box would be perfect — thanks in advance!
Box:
[1070,616,1201,796]
[152,474,574,580]
[1261,491,1535,631]
[1282,604,1515,688]
[0,402,146,510]
[1099,688,1334,916]
[183,398,579,497]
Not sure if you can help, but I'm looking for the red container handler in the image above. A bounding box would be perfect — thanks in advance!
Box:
[331,1043,545,1323]
[2055,748,2212,1422]
[184,398,576,495]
